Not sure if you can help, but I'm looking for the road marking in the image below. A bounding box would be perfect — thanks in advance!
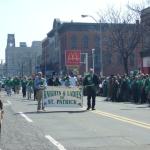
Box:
[4,100,11,106]
[92,110,150,129]
[45,135,67,150]
[19,112,33,123]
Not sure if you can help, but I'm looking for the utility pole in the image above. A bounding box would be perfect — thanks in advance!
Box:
[85,53,88,73]
[92,49,95,73]
[81,53,88,73]
[81,14,103,76]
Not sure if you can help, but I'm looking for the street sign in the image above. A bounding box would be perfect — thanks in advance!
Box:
[65,50,81,66]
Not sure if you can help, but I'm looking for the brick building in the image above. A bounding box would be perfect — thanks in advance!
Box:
[141,7,150,74]
[42,19,141,76]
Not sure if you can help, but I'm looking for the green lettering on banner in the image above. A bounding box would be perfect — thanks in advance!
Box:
[60,96,65,100]
[48,99,54,104]
[57,100,62,104]
[67,91,81,99]
[63,91,66,96]
[45,87,82,107]
[57,100,77,105]
[45,91,61,98]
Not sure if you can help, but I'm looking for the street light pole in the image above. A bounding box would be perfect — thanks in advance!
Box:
[85,53,88,73]
[44,46,47,77]
[81,53,88,73]
[99,19,103,76]
[81,14,103,76]
[92,49,95,73]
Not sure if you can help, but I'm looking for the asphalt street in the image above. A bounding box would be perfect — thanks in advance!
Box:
[0,90,150,150]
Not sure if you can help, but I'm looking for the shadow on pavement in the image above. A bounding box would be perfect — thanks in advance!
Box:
[15,109,87,115]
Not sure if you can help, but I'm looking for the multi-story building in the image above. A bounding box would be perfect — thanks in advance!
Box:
[141,7,150,74]
[42,19,141,76]
[0,60,5,77]
[5,34,42,77]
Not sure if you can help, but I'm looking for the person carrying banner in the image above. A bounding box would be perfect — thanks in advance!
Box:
[69,72,77,87]
[34,72,47,112]
[83,68,99,110]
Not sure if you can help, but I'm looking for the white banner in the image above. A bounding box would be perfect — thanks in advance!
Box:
[44,86,83,108]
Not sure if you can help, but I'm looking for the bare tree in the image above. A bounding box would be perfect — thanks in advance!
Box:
[127,0,150,14]
[98,6,142,74]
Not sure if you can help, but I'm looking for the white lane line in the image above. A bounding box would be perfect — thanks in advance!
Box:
[19,112,33,123]
[45,135,67,150]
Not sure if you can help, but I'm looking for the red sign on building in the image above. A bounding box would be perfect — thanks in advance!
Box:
[65,50,81,66]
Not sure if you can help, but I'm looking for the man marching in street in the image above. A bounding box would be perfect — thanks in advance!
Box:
[34,72,47,112]
[83,68,99,110]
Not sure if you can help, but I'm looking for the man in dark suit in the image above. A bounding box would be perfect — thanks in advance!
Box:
[83,68,99,110]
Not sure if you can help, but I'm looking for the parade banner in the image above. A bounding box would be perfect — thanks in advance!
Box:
[44,86,83,107]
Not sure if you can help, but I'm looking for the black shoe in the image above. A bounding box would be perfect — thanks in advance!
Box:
[86,107,91,110]
[92,108,96,110]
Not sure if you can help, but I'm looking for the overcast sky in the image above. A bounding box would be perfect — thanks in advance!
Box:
[0,0,145,61]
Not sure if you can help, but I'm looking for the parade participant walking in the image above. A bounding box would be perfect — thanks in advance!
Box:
[13,76,21,94]
[69,73,77,87]
[5,77,13,96]
[32,74,37,100]
[26,77,33,100]
[34,72,47,112]
[83,68,99,110]
[53,75,61,86]
[21,76,27,98]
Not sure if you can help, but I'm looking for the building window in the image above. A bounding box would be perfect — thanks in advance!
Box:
[104,52,112,65]
[107,53,112,64]
[55,37,57,48]
[94,36,100,48]
[82,35,88,49]
[117,54,123,64]
[95,51,99,67]
[129,53,135,66]
[108,38,113,51]
[71,35,77,49]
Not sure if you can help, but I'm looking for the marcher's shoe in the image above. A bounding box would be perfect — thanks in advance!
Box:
[37,110,40,112]
[92,108,96,110]
[37,109,42,112]
[86,107,91,110]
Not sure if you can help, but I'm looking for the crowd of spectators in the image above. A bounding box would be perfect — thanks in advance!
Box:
[1,71,150,106]
[99,73,150,106]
